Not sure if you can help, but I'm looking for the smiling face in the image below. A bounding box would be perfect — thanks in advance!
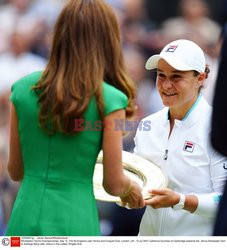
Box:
[156,59,205,119]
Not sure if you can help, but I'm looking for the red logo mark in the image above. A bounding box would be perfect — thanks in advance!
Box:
[166,45,178,52]
[10,237,21,247]
[183,141,195,153]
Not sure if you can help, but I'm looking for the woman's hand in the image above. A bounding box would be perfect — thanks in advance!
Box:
[144,188,180,208]
[119,181,145,209]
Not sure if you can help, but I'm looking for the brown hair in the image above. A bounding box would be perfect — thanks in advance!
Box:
[193,64,210,79]
[33,0,136,134]
[194,64,210,92]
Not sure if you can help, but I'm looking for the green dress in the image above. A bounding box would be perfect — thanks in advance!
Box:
[6,71,128,236]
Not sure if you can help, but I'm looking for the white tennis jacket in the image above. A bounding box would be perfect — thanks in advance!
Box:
[134,95,227,236]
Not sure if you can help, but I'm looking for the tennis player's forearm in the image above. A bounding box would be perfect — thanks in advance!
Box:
[183,195,198,213]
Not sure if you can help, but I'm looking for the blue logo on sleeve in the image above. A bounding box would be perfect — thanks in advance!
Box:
[213,195,222,204]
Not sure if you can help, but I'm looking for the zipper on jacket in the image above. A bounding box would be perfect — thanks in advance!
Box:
[159,120,170,235]
[163,149,168,160]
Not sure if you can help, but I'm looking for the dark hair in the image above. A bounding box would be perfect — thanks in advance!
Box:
[33,0,136,135]
[194,64,210,92]
[193,64,210,79]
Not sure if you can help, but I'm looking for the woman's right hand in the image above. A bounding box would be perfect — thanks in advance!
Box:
[119,181,145,209]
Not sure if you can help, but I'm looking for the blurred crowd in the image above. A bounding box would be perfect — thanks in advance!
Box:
[0,0,224,236]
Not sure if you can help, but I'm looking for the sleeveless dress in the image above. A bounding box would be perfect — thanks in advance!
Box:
[6,71,128,236]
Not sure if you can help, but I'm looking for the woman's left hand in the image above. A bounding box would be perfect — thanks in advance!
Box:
[144,188,180,209]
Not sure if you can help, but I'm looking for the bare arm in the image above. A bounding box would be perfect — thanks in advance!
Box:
[144,188,198,212]
[102,109,144,208]
[7,104,24,181]
[102,109,130,195]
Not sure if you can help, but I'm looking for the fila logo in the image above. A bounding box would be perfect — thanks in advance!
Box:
[165,45,178,52]
[183,141,195,153]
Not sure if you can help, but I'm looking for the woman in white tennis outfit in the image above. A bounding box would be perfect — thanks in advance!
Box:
[134,39,227,236]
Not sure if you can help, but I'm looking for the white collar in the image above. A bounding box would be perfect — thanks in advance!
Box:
[163,94,211,128]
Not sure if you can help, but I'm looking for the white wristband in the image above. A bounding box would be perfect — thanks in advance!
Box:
[172,193,185,210]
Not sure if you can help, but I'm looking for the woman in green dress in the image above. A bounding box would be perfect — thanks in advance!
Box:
[6,0,145,236]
